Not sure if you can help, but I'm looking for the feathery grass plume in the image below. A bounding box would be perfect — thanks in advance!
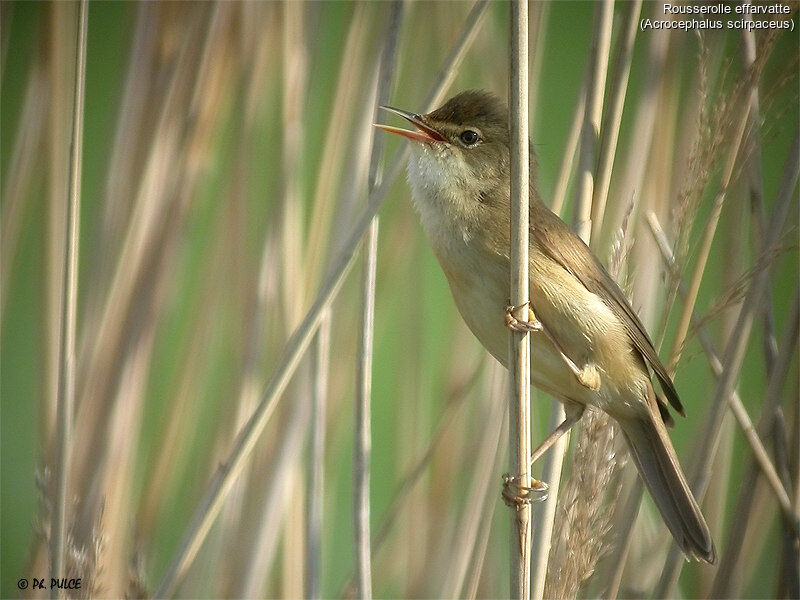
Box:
[64,506,105,600]
[544,211,634,598]
[671,29,780,278]
[543,408,624,599]
[690,231,797,335]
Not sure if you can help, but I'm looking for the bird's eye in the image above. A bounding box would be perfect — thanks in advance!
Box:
[459,130,480,146]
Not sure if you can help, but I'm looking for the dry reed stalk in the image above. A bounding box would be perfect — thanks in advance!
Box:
[527,7,581,596]
[529,399,567,600]
[51,2,87,592]
[612,23,668,243]
[353,5,404,597]
[235,378,313,598]
[589,0,642,249]
[76,19,235,582]
[648,213,795,524]
[508,1,532,597]
[602,31,753,592]
[596,27,695,592]
[225,5,312,592]
[70,5,215,482]
[709,288,800,597]
[94,322,157,596]
[533,7,614,596]
[76,6,159,446]
[550,80,586,217]
[354,216,378,600]
[211,8,283,590]
[306,309,331,600]
[465,387,508,600]
[441,362,506,598]
[372,356,485,548]
[283,471,306,599]
[337,352,485,597]
[154,5,489,595]
[303,3,373,299]
[665,93,751,375]
[571,0,613,242]
[527,1,548,139]
[543,409,621,599]
[134,253,222,541]
[136,161,254,558]
[741,27,780,373]
[88,3,156,297]
[656,129,800,597]
[1,56,47,321]
[602,475,642,600]
[45,0,71,504]
[532,2,614,600]
[288,21,324,584]
[550,215,637,600]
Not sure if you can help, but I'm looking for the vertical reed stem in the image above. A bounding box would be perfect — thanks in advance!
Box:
[306,310,330,600]
[51,1,87,593]
[589,0,641,249]
[572,0,613,242]
[508,1,531,598]
[353,5,403,597]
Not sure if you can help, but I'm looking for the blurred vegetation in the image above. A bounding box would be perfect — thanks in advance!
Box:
[1,1,797,598]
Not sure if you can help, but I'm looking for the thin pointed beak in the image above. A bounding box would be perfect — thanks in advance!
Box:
[373,105,446,143]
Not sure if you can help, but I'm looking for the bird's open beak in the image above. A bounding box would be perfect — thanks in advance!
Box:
[374,105,446,143]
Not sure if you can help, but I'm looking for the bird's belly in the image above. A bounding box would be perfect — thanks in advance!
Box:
[441,250,648,413]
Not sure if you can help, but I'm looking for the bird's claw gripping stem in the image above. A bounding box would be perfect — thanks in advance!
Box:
[501,473,549,509]
[504,300,542,332]
[504,301,601,391]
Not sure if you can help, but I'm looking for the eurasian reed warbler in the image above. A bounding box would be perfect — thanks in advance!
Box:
[375,90,715,563]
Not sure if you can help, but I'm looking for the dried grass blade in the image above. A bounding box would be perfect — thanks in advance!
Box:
[648,213,796,522]
[442,363,506,598]
[50,1,87,591]
[153,5,488,594]
[571,0,613,242]
[709,287,800,597]
[354,4,404,598]
[306,310,331,600]
[589,0,642,249]
[1,57,47,320]
[666,90,751,374]
[655,128,799,598]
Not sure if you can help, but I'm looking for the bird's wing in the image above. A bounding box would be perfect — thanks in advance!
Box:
[531,201,684,417]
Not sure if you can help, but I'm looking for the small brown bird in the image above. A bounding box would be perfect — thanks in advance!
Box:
[375,90,715,563]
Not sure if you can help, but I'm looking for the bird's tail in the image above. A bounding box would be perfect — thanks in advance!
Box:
[616,402,716,564]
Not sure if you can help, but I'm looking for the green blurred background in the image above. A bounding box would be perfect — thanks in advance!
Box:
[2,1,797,598]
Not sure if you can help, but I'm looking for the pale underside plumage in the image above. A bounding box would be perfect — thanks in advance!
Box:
[404,128,715,562]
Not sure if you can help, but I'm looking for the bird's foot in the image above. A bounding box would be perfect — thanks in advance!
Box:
[501,473,549,509]
[504,300,542,333]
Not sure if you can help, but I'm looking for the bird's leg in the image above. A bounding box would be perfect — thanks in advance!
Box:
[504,406,584,505]
[530,405,584,466]
[504,301,601,391]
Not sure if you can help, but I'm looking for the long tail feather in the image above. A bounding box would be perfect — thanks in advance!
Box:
[617,406,716,563]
